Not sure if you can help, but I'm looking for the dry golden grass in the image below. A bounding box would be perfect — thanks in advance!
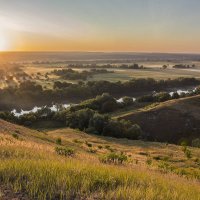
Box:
[0,119,199,199]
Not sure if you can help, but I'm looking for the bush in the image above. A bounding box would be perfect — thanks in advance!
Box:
[73,139,83,144]
[146,158,152,166]
[185,148,192,159]
[55,147,75,157]
[12,133,19,139]
[85,141,92,147]
[155,92,171,102]
[125,124,142,140]
[122,96,134,106]
[87,148,97,153]
[100,152,128,164]
[56,137,62,145]
[182,145,192,159]
[98,145,103,149]
[192,138,200,148]
[158,162,173,173]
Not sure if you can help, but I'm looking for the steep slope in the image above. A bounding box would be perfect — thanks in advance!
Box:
[119,95,200,143]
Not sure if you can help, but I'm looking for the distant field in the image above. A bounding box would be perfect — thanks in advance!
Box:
[23,64,200,87]
[2,62,200,90]
[89,68,200,82]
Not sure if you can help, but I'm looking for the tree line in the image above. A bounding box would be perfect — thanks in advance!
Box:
[0,77,199,111]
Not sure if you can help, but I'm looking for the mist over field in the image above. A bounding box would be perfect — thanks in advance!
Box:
[1,52,200,63]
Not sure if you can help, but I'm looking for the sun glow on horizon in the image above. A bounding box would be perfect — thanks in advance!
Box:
[0,30,9,51]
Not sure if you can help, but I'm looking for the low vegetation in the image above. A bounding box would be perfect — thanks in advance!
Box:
[0,120,199,199]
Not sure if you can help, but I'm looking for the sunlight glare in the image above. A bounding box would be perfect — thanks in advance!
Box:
[0,31,9,51]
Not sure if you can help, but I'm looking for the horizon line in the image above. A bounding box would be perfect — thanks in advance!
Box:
[1,50,200,55]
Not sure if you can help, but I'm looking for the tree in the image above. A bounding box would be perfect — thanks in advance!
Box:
[122,96,134,106]
[125,124,142,139]
[162,65,168,70]
[155,92,171,102]
[171,92,180,99]
[88,113,109,134]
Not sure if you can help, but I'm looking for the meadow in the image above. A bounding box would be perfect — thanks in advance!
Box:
[0,119,199,199]
[1,61,200,90]
[23,62,200,89]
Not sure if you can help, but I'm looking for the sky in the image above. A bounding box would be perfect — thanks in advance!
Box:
[0,0,200,52]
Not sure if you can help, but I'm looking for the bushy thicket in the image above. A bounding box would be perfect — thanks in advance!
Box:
[65,108,142,139]
[0,77,199,110]
[137,86,200,103]
[0,93,142,140]
[52,68,91,80]
[70,93,123,113]
[52,68,113,81]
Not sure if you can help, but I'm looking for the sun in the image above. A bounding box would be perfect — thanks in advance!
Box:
[0,32,9,51]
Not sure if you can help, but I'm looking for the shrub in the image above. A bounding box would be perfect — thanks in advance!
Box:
[104,145,115,152]
[146,158,152,166]
[158,162,173,173]
[98,145,103,149]
[85,141,92,147]
[100,152,128,164]
[73,139,82,144]
[192,138,200,148]
[56,137,62,145]
[122,96,134,106]
[105,145,110,149]
[12,133,19,139]
[55,147,75,157]
[87,148,97,153]
[155,92,171,102]
[125,124,142,140]
[15,130,20,134]
[185,148,192,159]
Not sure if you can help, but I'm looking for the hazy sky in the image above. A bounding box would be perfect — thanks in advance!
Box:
[0,0,200,52]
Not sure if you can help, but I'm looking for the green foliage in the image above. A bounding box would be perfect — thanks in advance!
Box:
[185,149,192,159]
[12,133,19,139]
[85,141,92,147]
[182,145,192,159]
[155,92,171,102]
[65,107,142,140]
[87,148,97,154]
[73,139,83,144]
[158,162,174,173]
[1,77,199,114]
[192,138,200,148]
[122,96,134,106]
[146,158,153,166]
[55,146,75,157]
[97,145,103,149]
[56,137,62,145]
[100,152,128,164]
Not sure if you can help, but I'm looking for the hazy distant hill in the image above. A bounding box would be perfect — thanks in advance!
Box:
[1,52,200,63]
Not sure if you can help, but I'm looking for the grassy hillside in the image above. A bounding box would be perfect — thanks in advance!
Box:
[118,95,200,144]
[0,119,199,199]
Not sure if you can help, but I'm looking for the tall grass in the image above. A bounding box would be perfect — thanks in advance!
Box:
[0,134,199,199]
[0,158,199,200]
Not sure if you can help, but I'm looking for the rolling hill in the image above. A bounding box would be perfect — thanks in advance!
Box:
[0,119,199,199]
[118,95,200,144]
